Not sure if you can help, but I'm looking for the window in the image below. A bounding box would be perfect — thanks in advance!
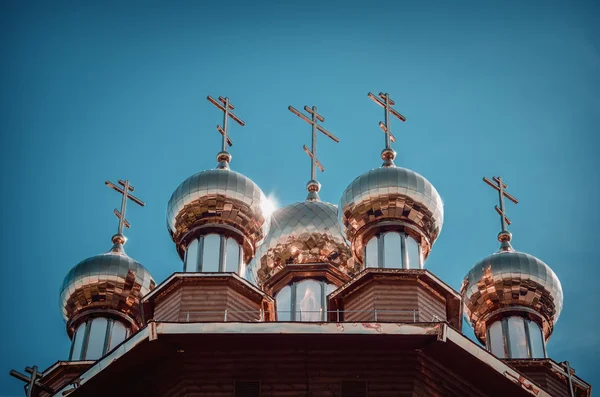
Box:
[185,239,199,272]
[295,280,322,321]
[528,321,546,358]
[507,317,528,358]
[203,234,221,272]
[86,318,108,360]
[276,280,335,321]
[405,236,421,269]
[234,381,260,397]
[225,238,241,273]
[383,232,402,268]
[70,322,87,360]
[365,237,378,268]
[488,320,506,358]
[109,321,128,351]
[341,381,367,397]
[276,285,292,321]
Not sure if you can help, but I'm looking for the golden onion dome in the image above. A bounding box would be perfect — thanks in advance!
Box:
[59,235,155,335]
[461,240,563,343]
[338,160,443,264]
[166,154,269,262]
[251,200,357,286]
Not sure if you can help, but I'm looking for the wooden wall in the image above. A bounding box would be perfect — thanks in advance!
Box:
[341,280,446,324]
[154,281,262,323]
[110,347,491,397]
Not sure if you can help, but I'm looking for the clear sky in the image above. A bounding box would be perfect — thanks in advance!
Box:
[1,0,598,395]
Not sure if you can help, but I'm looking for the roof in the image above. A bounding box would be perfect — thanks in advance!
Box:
[51,321,553,397]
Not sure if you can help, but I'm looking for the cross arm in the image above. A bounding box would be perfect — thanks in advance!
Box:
[368,92,406,121]
[495,206,512,225]
[289,106,313,125]
[303,145,324,172]
[114,209,131,228]
[207,96,245,126]
[316,124,340,143]
[118,180,134,191]
[483,177,519,204]
[217,125,234,146]
[368,92,386,108]
[218,96,234,110]
[304,106,325,122]
[378,92,395,106]
[378,121,397,143]
[105,181,146,207]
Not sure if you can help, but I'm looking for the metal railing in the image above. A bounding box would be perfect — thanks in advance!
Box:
[180,309,445,323]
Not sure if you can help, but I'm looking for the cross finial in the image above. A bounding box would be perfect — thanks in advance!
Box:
[105,179,145,247]
[483,176,519,250]
[207,95,245,169]
[9,365,54,397]
[368,92,406,167]
[289,105,340,201]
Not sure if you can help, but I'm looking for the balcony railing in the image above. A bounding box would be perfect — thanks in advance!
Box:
[180,309,445,323]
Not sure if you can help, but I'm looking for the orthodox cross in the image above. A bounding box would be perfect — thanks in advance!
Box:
[105,179,145,236]
[483,176,519,234]
[9,365,54,397]
[207,95,245,152]
[367,92,406,151]
[288,105,340,186]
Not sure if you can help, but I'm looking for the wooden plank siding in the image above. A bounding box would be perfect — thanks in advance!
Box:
[108,347,499,397]
[154,281,263,323]
[341,281,445,324]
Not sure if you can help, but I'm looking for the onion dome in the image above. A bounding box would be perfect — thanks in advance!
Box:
[461,237,563,343]
[338,92,443,266]
[60,234,156,336]
[252,199,356,285]
[339,163,443,263]
[461,176,563,349]
[166,158,269,262]
[166,96,270,264]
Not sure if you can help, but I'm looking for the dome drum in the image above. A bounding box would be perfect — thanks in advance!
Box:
[358,221,430,266]
[477,306,549,345]
[177,223,249,263]
[66,308,137,339]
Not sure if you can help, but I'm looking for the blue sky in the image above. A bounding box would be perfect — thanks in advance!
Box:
[1,0,598,395]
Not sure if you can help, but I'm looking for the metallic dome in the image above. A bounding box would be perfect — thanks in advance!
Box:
[60,239,155,333]
[339,166,443,263]
[461,248,563,343]
[251,200,357,286]
[167,168,269,261]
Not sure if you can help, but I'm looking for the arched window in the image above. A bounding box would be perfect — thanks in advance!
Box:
[405,236,421,269]
[202,234,221,272]
[383,232,402,268]
[86,318,108,360]
[225,238,241,273]
[295,280,322,322]
[70,322,87,360]
[276,280,335,322]
[528,320,546,358]
[365,237,378,268]
[507,316,528,358]
[109,321,128,351]
[488,320,506,358]
[276,285,292,321]
[185,239,199,272]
